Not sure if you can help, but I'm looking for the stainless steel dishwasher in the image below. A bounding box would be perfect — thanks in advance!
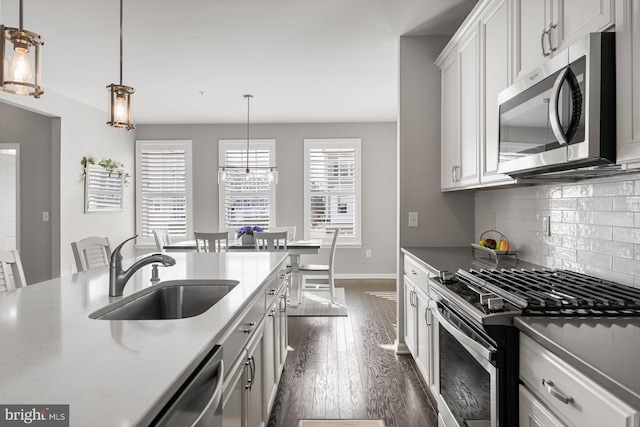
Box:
[151,345,223,427]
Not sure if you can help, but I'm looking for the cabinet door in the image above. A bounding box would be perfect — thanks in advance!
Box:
[514,0,551,79]
[458,25,480,187]
[519,385,566,427]
[440,52,460,190]
[246,330,265,427]
[551,0,614,52]
[263,304,278,420]
[222,350,249,427]
[277,292,288,375]
[414,287,431,386]
[403,278,416,355]
[616,0,640,165]
[481,0,514,185]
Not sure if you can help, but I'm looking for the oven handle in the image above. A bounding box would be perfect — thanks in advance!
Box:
[431,301,497,362]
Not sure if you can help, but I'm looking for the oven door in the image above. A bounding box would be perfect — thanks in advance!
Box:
[431,300,499,427]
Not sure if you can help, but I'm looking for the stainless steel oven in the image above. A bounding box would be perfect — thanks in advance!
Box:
[431,297,499,427]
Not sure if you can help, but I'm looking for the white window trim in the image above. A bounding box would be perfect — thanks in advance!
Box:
[303,138,362,246]
[218,139,277,234]
[135,140,193,247]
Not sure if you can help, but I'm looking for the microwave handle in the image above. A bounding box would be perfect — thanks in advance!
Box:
[549,67,582,145]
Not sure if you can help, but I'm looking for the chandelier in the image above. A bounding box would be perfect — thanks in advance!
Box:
[218,94,278,184]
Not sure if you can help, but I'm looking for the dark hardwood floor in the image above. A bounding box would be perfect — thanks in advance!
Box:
[267,279,438,427]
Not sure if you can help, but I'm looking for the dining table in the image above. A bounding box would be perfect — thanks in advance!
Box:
[163,240,321,307]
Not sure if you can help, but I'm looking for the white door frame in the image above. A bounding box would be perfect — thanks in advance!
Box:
[0,143,20,253]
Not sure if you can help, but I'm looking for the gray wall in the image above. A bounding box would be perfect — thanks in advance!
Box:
[0,102,53,283]
[135,122,398,277]
[396,35,475,349]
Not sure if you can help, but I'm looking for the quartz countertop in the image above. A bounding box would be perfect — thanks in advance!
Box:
[515,316,640,410]
[0,252,287,426]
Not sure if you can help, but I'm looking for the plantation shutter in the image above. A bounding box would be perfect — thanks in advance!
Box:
[220,140,275,231]
[304,139,361,244]
[136,141,193,245]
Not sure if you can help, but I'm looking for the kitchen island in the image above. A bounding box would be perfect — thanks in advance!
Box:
[0,251,287,426]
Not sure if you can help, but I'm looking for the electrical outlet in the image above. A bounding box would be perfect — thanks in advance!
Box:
[408,212,419,227]
[365,249,372,258]
[542,216,551,236]
[42,211,49,222]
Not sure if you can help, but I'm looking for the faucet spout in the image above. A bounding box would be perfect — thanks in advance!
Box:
[109,235,176,297]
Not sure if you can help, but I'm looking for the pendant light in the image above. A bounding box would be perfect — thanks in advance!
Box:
[218,95,278,184]
[0,0,44,98]
[106,0,135,130]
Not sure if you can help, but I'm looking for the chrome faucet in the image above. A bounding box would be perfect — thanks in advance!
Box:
[109,235,176,297]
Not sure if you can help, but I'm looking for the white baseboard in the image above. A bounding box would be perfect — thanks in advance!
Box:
[334,273,397,279]
[395,341,410,355]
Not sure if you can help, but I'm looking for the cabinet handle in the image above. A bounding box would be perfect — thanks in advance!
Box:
[425,307,431,326]
[278,273,286,279]
[243,322,256,334]
[542,379,574,404]
[411,270,417,276]
[269,289,277,295]
[541,27,549,56]
[547,23,557,53]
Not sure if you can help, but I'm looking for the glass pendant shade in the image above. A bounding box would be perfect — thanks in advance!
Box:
[107,83,135,130]
[0,25,44,98]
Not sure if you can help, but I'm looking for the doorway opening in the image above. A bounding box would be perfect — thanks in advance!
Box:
[0,144,20,252]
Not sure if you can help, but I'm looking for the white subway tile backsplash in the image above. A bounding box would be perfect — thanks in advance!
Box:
[476,172,640,285]
[577,197,612,211]
[593,181,634,197]
[577,224,612,240]
[593,211,634,227]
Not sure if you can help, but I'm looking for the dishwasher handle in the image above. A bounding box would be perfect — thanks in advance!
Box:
[152,345,224,427]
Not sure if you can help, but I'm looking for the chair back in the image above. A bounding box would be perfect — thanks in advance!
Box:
[152,229,172,252]
[270,226,296,242]
[254,232,288,251]
[328,228,340,273]
[71,236,112,272]
[195,232,228,253]
[0,250,27,292]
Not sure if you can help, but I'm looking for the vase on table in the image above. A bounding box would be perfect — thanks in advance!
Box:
[241,234,255,245]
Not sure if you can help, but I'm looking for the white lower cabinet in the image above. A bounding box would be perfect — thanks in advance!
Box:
[221,268,289,427]
[402,255,434,389]
[519,333,639,427]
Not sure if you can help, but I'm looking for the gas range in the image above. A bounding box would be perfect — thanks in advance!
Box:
[430,267,640,326]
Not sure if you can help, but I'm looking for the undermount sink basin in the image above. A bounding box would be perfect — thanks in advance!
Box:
[89,279,239,320]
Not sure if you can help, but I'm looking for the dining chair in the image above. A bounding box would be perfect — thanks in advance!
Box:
[0,249,27,293]
[299,228,340,304]
[195,231,228,252]
[270,226,296,242]
[152,229,172,252]
[254,231,288,251]
[71,236,112,272]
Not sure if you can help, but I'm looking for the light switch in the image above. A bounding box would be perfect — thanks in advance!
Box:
[408,212,419,227]
[42,211,49,222]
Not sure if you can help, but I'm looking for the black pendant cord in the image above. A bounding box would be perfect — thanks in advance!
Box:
[19,0,24,30]
[119,0,123,85]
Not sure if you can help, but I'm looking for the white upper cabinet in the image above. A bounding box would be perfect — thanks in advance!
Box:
[458,25,481,187]
[480,0,515,185]
[513,0,615,79]
[440,51,460,190]
[615,0,640,165]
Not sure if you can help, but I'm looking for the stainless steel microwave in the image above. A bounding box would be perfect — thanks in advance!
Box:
[497,32,615,178]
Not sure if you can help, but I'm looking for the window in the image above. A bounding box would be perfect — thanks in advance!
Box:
[218,139,276,233]
[304,138,361,245]
[136,140,193,246]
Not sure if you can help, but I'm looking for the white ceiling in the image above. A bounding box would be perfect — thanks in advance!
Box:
[0,0,477,124]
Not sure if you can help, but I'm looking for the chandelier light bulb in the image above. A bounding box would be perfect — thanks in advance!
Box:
[113,93,128,123]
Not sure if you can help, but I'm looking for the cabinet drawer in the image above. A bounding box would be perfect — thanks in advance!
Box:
[265,269,286,309]
[220,292,266,375]
[519,334,636,427]
[404,256,430,291]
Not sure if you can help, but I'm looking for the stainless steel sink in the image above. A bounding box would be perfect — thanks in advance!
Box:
[89,279,239,320]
